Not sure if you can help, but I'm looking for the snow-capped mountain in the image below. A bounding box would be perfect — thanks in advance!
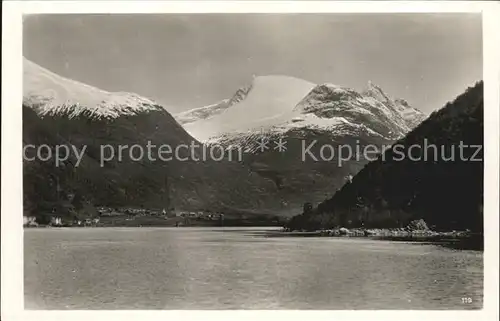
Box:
[23,59,428,219]
[176,75,426,211]
[22,59,283,219]
[180,75,317,141]
[295,82,426,140]
[393,98,427,129]
[287,81,484,232]
[176,84,253,125]
[178,76,426,143]
[361,81,427,130]
[176,99,231,125]
[23,58,163,119]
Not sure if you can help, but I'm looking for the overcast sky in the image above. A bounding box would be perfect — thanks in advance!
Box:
[23,14,482,114]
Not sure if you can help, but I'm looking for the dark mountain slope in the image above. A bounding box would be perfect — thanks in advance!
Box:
[197,79,426,215]
[22,59,281,222]
[23,105,279,221]
[287,81,484,232]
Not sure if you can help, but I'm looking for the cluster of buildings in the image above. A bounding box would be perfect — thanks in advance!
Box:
[23,206,227,227]
[176,211,225,220]
[72,217,100,226]
[97,207,166,217]
[23,215,101,227]
[96,207,226,221]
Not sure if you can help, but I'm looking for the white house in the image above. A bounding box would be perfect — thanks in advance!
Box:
[23,216,38,227]
[50,216,62,226]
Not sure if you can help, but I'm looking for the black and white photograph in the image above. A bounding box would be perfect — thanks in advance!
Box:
[2,1,499,318]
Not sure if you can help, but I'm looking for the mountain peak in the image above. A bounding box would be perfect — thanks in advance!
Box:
[364,80,390,102]
[289,81,484,232]
[179,75,316,140]
[23,58,162,119]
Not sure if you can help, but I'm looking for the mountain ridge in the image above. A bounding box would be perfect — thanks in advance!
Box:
[22,59,286,222]
[23,59,431,223]
[286,81,484,232]
[177,76,426,142]
[23,59,164,119]
[176,75,427,215]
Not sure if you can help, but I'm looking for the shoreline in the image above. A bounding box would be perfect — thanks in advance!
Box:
[267,228,481,239]
[266,228,484,251]
[24,224,480,239]
[23,225,483,250]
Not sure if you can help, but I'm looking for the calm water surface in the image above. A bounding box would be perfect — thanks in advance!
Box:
[24,227,483,309]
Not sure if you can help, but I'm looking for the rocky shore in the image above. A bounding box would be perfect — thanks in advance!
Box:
[308,227,472,238]
[276,227,473,238]
[280,219,476,239]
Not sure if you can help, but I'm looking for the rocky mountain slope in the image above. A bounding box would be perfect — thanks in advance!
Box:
[296,81,426,139]
[24,59,162,119]
[178,76,427,214]
[176,85,252,126]
[23,59,281,222]
[286,81,483,232]
[23,59,429,221]
[179,76,426,142]
[181,75,317,140]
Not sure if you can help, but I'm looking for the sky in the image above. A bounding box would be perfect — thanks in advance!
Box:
[23,13,482,114]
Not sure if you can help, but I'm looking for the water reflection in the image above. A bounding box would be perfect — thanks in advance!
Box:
[25,227,483,310]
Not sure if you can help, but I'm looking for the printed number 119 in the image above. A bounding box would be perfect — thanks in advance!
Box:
[462,297,473,304]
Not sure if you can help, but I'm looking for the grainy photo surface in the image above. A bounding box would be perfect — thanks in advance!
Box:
[22,13,484,310]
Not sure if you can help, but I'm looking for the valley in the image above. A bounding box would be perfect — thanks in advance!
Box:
[22,58,482,233]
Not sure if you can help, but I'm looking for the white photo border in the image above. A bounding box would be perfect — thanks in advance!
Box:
[2,1,499,321]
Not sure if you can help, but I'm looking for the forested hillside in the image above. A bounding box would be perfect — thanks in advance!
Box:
[287,81,483,232]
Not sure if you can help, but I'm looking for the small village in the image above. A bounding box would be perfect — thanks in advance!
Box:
[98,207,226,221]
[24,215,102,227]
[23,206,227,228]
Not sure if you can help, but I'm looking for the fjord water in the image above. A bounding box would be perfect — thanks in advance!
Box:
[24,227,482,309]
